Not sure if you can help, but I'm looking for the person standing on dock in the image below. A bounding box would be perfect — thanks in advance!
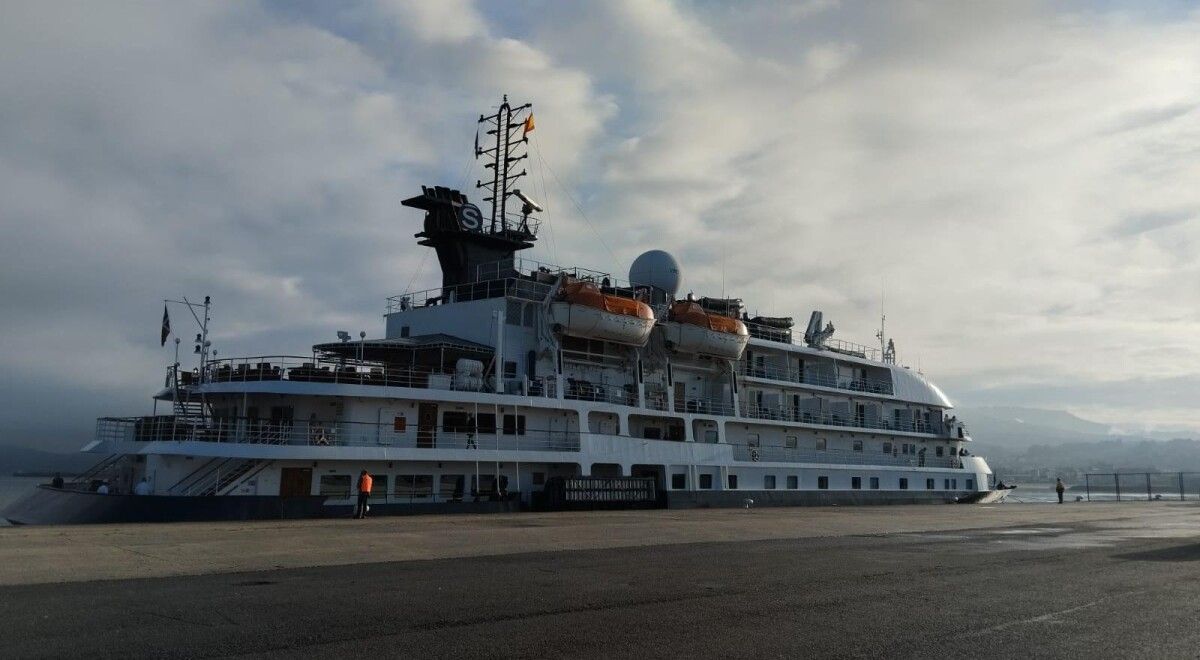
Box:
[355,470,373,519]
[1055,478,1065,504]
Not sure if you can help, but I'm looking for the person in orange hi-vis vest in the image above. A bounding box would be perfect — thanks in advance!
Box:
[355,470,373,519]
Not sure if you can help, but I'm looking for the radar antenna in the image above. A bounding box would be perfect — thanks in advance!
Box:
[476,95,533,234]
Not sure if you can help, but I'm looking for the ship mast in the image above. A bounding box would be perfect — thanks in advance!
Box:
[476,95,532,234]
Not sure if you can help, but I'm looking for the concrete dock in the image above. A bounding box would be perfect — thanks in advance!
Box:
[3,503,1199,657]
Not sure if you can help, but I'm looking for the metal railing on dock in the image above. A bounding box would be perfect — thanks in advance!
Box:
[1083,472,1200,501]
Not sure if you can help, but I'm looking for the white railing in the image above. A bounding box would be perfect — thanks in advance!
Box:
[193,355,538,401]
[740,404,943,436]
[97,417,581,452]
[739,362,894,395]
[386,258,646,314]
[744,321,882,362]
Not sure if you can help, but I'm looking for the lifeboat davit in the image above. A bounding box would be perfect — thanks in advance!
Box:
[660,300,749,359]
[548,280,656,346]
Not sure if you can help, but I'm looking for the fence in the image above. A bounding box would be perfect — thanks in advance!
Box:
[1083,472,1200,501]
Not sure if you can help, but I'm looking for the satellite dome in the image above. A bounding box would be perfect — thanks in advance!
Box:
[629,250,682,298]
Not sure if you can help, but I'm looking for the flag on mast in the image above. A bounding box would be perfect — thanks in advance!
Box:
[522,113,535,137]
[474,125,481,156]
[160,305,171,346]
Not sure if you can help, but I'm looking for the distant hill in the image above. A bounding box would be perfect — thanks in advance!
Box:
[958,406,1116,454]
[0,444,94,475]
[956,406,1198,473]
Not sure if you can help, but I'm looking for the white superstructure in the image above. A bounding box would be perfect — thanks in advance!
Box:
[6,97,999,524]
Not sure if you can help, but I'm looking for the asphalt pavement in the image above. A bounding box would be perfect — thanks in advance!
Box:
[3,504,1200,658]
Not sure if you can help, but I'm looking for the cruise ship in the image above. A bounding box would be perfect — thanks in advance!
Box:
[4,98,1002,524]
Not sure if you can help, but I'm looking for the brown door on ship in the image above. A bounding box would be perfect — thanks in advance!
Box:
[674,381,686,412]
[279,467,312,497]
[417,402,438,448]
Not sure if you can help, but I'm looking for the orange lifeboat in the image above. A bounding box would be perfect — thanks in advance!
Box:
[548,280,656,346]
[661,300,749,359]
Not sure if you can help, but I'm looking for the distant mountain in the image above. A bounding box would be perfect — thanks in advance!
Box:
[0,444,94,475]
[957,406,1199,474]
[957,406,1115,454]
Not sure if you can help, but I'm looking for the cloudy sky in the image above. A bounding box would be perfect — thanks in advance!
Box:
[2,1,1198,452]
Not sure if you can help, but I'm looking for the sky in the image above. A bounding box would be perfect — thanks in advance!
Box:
[1,0,1198,452]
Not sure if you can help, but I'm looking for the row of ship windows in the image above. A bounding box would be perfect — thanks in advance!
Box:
[316,472,540,500]
[674,474,973,491]
[740,434,951,456]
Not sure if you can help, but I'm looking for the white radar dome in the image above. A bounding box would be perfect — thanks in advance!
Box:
[629,249,682,298]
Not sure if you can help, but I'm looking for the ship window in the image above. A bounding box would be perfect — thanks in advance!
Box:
[966,479,975,490]
[851,476,861,490]
[503,361,518,379]
[439,474,465,501]
[952,479,958,489]
[870,477,880,489]
[472,474,497,496]
[671,473,686,489]
[442,412,472,434]
[393,416,406,433]
[816,438,827,450]
[477,413,497,435]
[369,475,388,501]
[785,435,797,449]
[926,478,935,490]
[523,303,536,327]
[728,474,738,489]
[400,326,410,338]
[643,427,662,440]
[502,414,526,435]
[319,475,351,499]
[764,475,776,489]
[818,476,829,489]
[899,478,908,490]
[787,475,799,489]
[882,442,892,454]
[852,440,863,452]
[699,474,713,489]
[944,479,950,489]
[394,475,433,500]
[747,433,760,448]
[936,446,944,457]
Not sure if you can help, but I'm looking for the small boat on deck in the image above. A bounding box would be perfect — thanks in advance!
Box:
[660,300,749,359]
[548,280,656,346]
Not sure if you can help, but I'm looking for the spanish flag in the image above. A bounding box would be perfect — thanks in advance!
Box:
[523,113,535,137]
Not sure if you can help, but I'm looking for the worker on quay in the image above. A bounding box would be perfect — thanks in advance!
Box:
[1055,477,1066,504]
[355,470,373,519]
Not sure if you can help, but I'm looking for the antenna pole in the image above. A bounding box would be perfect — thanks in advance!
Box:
[476,95,533,237]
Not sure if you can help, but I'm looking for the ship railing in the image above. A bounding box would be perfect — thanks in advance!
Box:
[738,362,894,395]
[386,260,650,314]
[96,417,582,452]
[200,355,561,400]
[743,321,882,362]
[643,387,670,412]
[563,380,638,407]
[473,256,613,288]
[675,396,737,417]
[741,404,942,436]
[386,276,554,313]
[731,444,963,469]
